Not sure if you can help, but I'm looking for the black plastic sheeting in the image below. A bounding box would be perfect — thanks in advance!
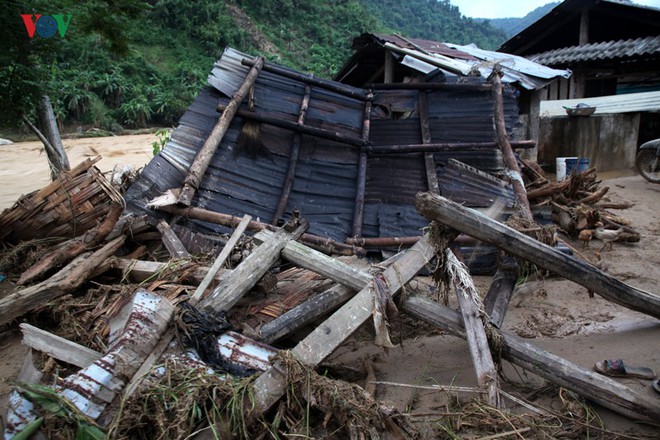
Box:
[125,48,519,244]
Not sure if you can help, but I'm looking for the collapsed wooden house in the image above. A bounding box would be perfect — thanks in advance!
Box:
[1,46,659,439]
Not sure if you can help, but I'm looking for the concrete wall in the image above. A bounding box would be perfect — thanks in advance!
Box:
[538,113,640,172]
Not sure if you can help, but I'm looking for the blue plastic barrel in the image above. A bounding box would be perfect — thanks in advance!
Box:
[578,157,590,172]
[565,158,579,175]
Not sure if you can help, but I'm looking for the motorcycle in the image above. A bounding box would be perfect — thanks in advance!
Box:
[635,138,660,183]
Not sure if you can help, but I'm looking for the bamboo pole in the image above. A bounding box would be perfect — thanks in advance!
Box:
[178,57,264,206]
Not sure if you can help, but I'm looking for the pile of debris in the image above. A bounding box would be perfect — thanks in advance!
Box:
[1,163,658,439]
[1,49,658,439]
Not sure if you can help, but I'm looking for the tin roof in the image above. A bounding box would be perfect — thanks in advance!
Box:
[335,33,570,91]
[125,48,518,244]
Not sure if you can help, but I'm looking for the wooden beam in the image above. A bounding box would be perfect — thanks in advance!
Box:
[156,220,191,259]
[418,90,439,194]
[352,96,373,237]
[200,221,308,313]
[415,192,660,319]
[178,57,264,206]
[216,104,370,147]
[366,140,536,154]
[254,230,372,290]
[271,85,312,224]
[260,284,354,344]
[192,214,251,302]
[20,323,102,368]
[403,295,660,422]
[482,256,519,328]
[252,234,436,412]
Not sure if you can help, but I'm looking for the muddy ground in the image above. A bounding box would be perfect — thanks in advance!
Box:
[0,134,658,437]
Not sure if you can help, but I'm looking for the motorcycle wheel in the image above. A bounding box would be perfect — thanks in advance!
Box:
[635,149,660,183]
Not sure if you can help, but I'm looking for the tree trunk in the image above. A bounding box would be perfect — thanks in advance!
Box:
[38,95,69,179]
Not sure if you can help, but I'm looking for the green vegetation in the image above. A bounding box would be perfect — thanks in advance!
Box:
[1,0,517,133]
[477,2,559,39]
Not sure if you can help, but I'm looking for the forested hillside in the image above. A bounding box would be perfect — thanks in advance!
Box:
[478,3,559,39]
[1,0,510,132]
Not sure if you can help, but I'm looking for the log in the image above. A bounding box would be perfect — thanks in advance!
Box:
[20,323,102,368]
[418,90,439,194]
[259,284,354,344]
[200,221,308,313]
[0,235,126,327]
[527,179,571,200]
[403,295,660,422]
[38,95,70,177]
[178,57,264,205]
[156,220,191,259]
[251,234,436,413]
[415,192,660,319]
[490,72,533,219]
[18,204,123,285]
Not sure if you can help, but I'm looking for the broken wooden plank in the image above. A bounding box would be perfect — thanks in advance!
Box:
[200,221,308,313]
[403,295,660,422]
[156,220,191,259]
[482,256,519,328]
[20,323,102,368]
[178,56,264,205]
[0,236,126,327]
[259,284,354,344]
[453,281,499,406]
[415,192,660,319]
[193,214,251,302]
[252,234,436,412]
[254,230,371,290]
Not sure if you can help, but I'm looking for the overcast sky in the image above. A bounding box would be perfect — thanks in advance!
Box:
[449,0,660,19]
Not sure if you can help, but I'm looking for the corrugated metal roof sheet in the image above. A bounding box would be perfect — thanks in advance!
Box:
[540,90,660,116]
[125,48,519,244]
[529,36,660,66]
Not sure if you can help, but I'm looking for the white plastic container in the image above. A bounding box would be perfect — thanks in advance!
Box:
[556,157,577,181]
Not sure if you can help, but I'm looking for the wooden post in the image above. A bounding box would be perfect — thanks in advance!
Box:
[490,72,533,219]
[415,192,660,319]
[482,255,519,328]
[272,85,312,224]
[21,324,102,368]
[403,295,660,422]
[351,95,373,237]
[37,95,70,179]
[178,57,264,206]
[366,140,536,154]
[418,90,440,194]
